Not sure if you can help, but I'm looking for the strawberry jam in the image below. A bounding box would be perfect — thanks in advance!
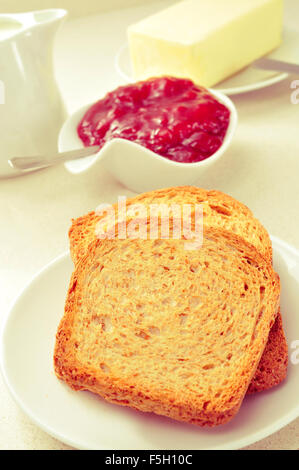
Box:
[77,77,230,164]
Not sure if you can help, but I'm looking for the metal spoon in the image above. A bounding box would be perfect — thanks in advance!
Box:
[8,145,101,172]
[254,57,299,75]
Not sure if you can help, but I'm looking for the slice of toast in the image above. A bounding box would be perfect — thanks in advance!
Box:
[247,311,288,394]
[68,186,288,393]
[54,227,280,427]
[69,186,273,265]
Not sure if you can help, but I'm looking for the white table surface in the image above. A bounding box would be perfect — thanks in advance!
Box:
[0,0,299,450]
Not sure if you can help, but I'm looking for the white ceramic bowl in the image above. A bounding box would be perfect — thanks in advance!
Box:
[59,89,237,193]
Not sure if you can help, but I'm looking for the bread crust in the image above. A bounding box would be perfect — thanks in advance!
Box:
[68,186,287,394]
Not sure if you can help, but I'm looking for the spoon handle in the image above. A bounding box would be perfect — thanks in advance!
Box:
[254,57,299,75]
[8,145,101,171]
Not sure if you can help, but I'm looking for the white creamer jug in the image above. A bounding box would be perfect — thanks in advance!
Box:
[0,9,67,177]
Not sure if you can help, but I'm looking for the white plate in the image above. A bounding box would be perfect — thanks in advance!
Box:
[115,43,288,96]
[1,236,299,450]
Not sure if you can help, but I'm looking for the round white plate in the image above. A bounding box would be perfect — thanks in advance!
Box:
[1,236,299,450]
[115,43,288,96]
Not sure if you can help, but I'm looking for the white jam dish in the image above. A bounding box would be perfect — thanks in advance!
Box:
[59,88,237,193]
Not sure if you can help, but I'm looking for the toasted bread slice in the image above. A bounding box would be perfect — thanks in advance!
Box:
[69,186,273,264]
[55,227,280,427]
[247,311,288,394]
[68,186,288,393]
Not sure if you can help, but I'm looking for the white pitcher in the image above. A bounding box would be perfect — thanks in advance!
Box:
[0,9,67,177]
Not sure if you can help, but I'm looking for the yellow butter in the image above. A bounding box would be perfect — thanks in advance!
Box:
[128,0,283,87]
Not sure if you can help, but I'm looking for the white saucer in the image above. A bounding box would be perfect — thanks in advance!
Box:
[1,236,299,450]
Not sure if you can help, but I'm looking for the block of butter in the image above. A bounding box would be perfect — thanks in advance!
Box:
[127,0,283,87]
